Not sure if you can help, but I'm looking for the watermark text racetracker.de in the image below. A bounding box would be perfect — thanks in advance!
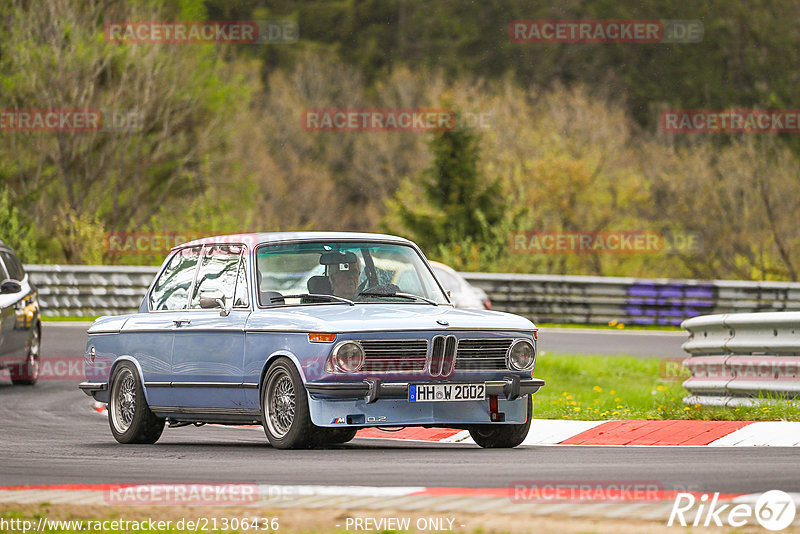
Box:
[0,109,143,133]
[104,232,261,256]
[1,356,110,382]
[509,480,665,502]
[104,20,297,44]
[509,230,702,255]
[661,109,800,133]
[509,19,703,43]
[302,108,493,132]
[661,357,800,382]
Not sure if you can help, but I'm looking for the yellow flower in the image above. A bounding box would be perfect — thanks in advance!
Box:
[610,390,616,395]
[616,405,624,409]
[684,407,691,411]
[694,404,701,408]
[608,320,618,327]
[566,395,573,400]
[593,386,603,393]
[573,407,581,412]
[614,398,621,402]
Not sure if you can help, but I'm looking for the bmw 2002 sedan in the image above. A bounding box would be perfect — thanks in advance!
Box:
[80,232,544,449]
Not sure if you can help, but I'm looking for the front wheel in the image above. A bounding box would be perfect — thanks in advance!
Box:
[468,396,532,448]
[261,358,318,449]
[108,361,164,444]
[318,427,358,444]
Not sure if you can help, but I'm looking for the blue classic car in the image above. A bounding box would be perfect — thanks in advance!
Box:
[80,232,544,449]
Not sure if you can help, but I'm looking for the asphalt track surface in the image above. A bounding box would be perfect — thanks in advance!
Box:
[1,323,796,494]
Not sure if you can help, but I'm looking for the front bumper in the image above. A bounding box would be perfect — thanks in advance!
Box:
[306,376,544,403]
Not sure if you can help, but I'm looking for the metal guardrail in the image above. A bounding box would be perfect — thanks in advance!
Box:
[26,264,157,317]
[23,264,800,323]
[461,272,800,325]
[681,312,800,406]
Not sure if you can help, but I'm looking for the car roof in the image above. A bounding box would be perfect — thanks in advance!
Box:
[178,231,414,249]
[429,260,457,274]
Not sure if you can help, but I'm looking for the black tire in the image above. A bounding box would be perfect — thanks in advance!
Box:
[10,324,40,385]
[261,358,318,449]
[108,361,165,444]
[468,396,532,448]
[318,427,358,444]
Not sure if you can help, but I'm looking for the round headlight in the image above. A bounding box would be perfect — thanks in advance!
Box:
[508,339,535,370]
[331,341,365,373]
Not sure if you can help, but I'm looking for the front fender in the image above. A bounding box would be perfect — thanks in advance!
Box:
[258,350,307,399]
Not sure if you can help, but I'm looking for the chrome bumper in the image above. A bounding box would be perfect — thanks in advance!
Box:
[306,376,544,403]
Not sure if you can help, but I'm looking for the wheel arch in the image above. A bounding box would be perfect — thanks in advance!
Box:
[109,356,153,406]
[258,350,306,405]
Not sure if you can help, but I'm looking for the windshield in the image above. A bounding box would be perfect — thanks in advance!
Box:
[256,241,449,306]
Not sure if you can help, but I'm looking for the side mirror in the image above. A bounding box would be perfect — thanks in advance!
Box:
[198,291,230,317]
[0,279,22,294]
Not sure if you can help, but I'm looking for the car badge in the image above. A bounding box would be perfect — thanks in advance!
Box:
[436,319,449,326]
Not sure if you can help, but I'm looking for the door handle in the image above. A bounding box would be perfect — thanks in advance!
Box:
[173,319,191,327]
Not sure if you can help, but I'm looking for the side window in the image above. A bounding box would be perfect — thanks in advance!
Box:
[0,251,23,280]
[189,245,244,309]
[233,256,249,308]
[150,246,202,311]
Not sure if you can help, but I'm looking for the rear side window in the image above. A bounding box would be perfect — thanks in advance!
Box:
[150,246,202,310]
[0,251,24,281]
[189,245,246,309]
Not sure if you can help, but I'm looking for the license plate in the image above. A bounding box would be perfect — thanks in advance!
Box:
[408,383,485,402]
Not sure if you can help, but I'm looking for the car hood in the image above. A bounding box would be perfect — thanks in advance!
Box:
[246,304,534,333]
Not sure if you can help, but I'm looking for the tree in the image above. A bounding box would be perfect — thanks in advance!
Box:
[0,0,246,263]
[384,122,505,266]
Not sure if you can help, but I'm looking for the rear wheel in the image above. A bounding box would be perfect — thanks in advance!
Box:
[261,358,318,449]
[108,362,164,444]
[468,396,532,448]
[10,325,40,385]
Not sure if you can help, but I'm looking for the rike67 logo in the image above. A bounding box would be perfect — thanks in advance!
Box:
[668,490,796,531]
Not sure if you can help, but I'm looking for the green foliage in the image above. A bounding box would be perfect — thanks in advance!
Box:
[0,187,37,262]
[384,125,508,268]
[3,0,800,283]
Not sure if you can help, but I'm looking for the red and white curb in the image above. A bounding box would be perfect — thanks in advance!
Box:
[358,419,800,446]
[1,484,799,526]
[91,402,800,446]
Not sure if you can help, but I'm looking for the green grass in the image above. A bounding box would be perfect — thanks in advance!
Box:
[533,353,800,421]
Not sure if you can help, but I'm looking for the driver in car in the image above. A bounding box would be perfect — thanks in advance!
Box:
[328,257,362,300]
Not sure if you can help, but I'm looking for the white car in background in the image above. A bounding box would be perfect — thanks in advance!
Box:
[429,261,491,310]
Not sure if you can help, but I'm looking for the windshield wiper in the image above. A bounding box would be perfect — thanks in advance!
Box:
[275,294,355,306]
[358,290,438,306]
